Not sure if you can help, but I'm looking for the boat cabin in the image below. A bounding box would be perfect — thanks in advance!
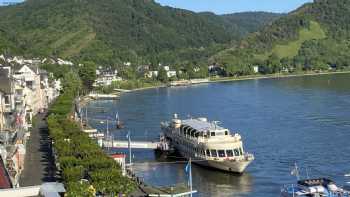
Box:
[170,118,245,159]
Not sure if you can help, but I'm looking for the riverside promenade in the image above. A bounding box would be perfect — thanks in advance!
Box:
[19,112,57,186]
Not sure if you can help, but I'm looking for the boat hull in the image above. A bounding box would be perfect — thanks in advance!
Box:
[172,145,253,173]
[195,159,252,174]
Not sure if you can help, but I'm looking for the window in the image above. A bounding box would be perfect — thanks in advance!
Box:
[225,130,228,135]
[234,149,240,156]
[210,150,217,157]
[26,81,33,89]
[239,148,243,155]
[206,150,210,157]
[195,132,200,138]
[185,127,191,136]
[4,95,10,105]
[190,129,196,137]
[218,150,225,158]
[226,150,234,157]
[210,132,215,137]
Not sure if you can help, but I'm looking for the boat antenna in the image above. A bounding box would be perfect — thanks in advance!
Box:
[213,121,220,130]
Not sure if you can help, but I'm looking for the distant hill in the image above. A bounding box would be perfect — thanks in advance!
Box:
[212,0,350,75]
[221,12,284,37]
[0,0,281,65]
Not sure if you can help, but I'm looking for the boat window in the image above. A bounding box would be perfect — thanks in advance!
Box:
[226,150,234,157]
[191,129,197,137]
[239,148,243,155]
[206,150,210,157]
[234,149,240,156]
[218,150,225,157]
[187,127,192,136]
[210,150,217,157]
[210,132,216,137]
[195,132,199,138]
[225,130,228,135]
[181,126,186,135]
[185,127,190,136]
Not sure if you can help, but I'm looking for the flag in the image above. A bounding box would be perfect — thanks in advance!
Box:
[116,112,119,121]
[185,162,189,173]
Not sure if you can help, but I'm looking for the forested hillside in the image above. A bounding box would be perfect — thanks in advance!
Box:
[221,12,283,37]
[0,0,280,66]
[212,0,350,75]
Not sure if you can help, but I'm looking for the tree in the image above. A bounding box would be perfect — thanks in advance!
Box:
[157,67,168,82]
[78,62,97,90]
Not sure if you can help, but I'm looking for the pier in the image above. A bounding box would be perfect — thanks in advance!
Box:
[88,93,119,100]
[102,140,161,149]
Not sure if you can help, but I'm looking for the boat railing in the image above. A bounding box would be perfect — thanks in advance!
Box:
[244,153,254,161]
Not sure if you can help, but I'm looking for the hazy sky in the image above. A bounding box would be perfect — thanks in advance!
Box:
[155,0,313,14]
[0,0,313,14]
[0,0,22,6]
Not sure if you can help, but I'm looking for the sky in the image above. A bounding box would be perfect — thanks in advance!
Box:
[0,0,313,13]
[155,0,313,14]
[0,0,23,6]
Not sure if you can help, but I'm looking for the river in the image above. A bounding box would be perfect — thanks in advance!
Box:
[87,73,350,197]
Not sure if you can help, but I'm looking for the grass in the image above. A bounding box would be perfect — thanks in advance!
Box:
[255,21,326,60]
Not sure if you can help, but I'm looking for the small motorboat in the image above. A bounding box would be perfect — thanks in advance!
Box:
[282,164,350,196]
[281,177,350,197]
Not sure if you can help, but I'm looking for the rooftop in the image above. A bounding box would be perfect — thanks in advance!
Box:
[181,118,225,132]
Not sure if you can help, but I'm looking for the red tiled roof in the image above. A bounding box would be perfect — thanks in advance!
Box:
[0,156,12,189]
[110,154,126,159]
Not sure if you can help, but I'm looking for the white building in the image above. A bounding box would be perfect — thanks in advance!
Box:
[13,65,45,116]
[56,58,74,66]
[0,67,15,131]
[145,71,159,78]
[94,68,122,87]
[167,71,177,78]
[163,66,170,71]
[253,66,259,73]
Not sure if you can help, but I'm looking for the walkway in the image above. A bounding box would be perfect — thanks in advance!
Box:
[19,112,57,186]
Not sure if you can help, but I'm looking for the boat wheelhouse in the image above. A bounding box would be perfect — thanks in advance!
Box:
[161,114,254,173]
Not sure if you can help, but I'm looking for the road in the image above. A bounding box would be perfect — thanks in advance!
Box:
[19,112,57,186]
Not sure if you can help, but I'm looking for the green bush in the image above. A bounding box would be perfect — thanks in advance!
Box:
[48,69,135,195]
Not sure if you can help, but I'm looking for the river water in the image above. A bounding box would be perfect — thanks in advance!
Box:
[88,73,350,197]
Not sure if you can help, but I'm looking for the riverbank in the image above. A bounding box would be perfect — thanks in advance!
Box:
[109,70,350,93]
[209,70,350,83]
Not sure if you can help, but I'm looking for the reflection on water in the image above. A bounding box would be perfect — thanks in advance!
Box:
[133,162,253,197]
[88,73,350,197]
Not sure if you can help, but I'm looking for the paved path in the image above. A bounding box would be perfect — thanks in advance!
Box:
[19,112,57,186]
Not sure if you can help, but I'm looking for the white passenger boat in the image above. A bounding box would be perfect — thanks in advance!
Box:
[161,114,254,173]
